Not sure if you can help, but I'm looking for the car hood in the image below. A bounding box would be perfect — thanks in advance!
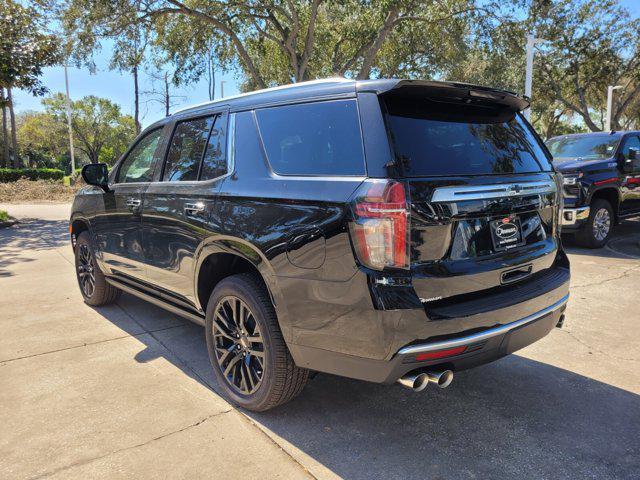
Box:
[552,157,613,172]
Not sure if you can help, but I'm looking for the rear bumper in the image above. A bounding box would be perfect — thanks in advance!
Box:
[289,293,568,384]
[284,265,570,383]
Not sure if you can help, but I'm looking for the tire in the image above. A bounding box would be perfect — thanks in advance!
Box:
[205,273,309,411]
[74,231,121,306]
[575,198,614,248]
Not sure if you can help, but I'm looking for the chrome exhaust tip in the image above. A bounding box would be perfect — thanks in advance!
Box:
[397,370,454,391]
[397,372,430,392]
[427,369,454,389]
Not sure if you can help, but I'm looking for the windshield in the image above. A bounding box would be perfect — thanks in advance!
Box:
[383,96,552,176]
[546,135,620,160]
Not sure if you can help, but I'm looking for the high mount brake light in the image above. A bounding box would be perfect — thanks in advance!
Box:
[350,180,410,270]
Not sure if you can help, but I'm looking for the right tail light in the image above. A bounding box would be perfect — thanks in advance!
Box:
[349,180,410,271]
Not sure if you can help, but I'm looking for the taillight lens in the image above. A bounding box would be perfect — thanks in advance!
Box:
[349,180,410,270]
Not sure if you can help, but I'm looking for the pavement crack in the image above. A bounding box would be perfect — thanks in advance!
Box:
[570,265,640,289]
[0,325,185,365]
[29,410,232,480]
[558,328,640,362]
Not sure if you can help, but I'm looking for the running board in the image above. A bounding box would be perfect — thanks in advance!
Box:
[106,277,205,326]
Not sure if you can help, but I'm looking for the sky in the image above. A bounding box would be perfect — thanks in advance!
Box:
[13,0,640,128]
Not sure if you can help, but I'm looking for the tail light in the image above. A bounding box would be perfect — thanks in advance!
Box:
[349,180,410,270]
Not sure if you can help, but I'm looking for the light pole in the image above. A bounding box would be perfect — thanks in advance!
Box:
[220,80,226,99]
[524,34,545,121]
[64,65,76,174]
[605,85,623,131]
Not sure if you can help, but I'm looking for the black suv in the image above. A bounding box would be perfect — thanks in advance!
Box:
[546,131,640,247]
[72,78,570,411]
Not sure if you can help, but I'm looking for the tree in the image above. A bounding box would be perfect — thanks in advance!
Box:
[0,0,61,167]
[61,0,498,90]
[143,68,186,117]
[44,94,136,165]
[533,0,640,132]
[16,110,69,168]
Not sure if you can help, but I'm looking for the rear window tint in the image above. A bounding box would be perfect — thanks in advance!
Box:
[384,97,552,176]
[163,116,214,181]
[255,100,365,176]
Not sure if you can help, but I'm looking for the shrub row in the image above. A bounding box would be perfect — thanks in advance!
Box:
[0,168,65,183]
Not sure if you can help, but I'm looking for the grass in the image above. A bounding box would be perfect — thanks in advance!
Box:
[0,210,9,222]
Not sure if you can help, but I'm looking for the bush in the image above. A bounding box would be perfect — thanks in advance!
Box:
[0,210,9,222]
[0,168,65,183]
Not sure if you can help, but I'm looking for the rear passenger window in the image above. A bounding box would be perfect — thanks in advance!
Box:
[200,114,227,180]
[163,116,214,181]
[255,100,365,176]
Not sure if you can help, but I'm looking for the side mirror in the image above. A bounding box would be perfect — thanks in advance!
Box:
[81,163,110,192]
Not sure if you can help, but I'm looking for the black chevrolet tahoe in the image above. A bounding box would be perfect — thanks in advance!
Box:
[546,131,640,248]
[71,78,570,411]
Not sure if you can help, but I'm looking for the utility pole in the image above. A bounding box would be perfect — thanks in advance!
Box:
[220,80,226,99]
[524,34,545,121]
[64,65,76,173]
[605,85,623,131]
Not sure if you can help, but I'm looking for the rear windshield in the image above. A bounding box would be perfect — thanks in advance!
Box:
[383,97,552,176]
[545,135,620,160]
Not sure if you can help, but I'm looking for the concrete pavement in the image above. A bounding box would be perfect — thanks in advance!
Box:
[1,203,639,479]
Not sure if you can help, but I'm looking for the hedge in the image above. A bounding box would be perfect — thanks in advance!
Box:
[0,168,65,183]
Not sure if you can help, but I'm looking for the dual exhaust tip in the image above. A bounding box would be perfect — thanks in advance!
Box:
[397,370,453,392]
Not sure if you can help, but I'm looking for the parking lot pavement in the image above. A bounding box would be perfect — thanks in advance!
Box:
[1,203,639,480]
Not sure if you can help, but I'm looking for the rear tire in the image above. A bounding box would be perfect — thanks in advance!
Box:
[205,273,309,412]
[575,199,613,248]
[74,231,121,306]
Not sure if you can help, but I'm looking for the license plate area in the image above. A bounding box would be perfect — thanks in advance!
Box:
[489,215,525,251]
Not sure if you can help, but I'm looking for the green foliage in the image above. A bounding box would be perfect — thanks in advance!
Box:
[0,167,64,182]
[0,210,9,222]
[43,93,136,165]
[0,0,61,95]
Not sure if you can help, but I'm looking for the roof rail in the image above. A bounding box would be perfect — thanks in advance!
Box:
[172,77,352,115]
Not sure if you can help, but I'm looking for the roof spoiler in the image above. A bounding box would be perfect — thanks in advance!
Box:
[366,79,530,112]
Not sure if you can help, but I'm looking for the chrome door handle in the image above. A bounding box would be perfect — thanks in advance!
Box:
[126,198,141,208]
[184,202,205,214]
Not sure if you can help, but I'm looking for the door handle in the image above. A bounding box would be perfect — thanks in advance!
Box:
[126,198,141,209]
[184,202,205,215]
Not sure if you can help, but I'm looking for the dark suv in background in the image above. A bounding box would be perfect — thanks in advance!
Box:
[546,131,640,247]
[72,78,570,411]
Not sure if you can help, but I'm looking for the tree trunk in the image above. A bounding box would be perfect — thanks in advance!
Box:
[7,88,19,168]
[133,65,141,134]
[1,88,8,168]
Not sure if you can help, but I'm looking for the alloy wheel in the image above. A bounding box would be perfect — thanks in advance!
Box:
[77,244,96,298]
[592,207,611,242]
[211,296,265,395]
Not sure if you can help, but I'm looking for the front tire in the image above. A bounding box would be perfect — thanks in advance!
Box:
[575,198,614,248]
[205,273,309,411]
[74,231,121,306]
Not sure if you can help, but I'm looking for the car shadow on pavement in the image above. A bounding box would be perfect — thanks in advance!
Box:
[93,293,640,480]
[0,219,70,277]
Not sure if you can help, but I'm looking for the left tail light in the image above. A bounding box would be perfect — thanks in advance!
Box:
[349,179,410,270]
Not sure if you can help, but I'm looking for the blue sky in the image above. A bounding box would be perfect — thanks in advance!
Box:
[13,0,640,128]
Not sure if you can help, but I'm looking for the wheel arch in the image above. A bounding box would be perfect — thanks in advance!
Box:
[193,237,287,337]
[69,216,91,250]
[589,187,620,220]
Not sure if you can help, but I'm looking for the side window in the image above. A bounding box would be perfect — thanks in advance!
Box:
[163,116,215,182]
[200,113,228,180]
[621,136,640,159]
[117,128,162,183]
[255,99,366,176]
